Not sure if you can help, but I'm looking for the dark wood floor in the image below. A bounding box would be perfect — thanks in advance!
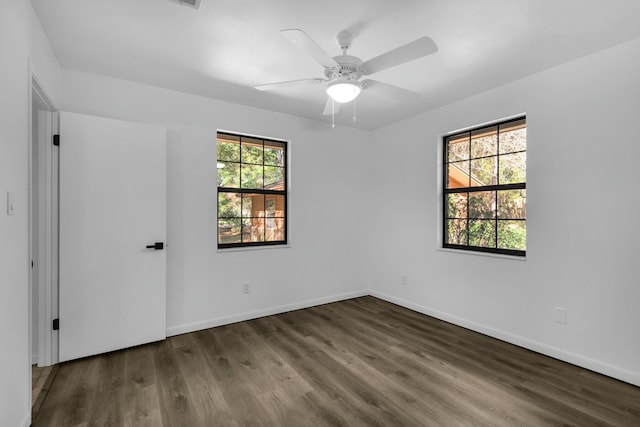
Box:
[32,363,58,416]
[33,296,640,426]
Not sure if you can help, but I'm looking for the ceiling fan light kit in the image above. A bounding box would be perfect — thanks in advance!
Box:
[255,29,438,124]
[326,79,362,103]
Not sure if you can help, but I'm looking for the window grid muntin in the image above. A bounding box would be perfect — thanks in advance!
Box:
[217,132,287,248]
[443,117,526,257]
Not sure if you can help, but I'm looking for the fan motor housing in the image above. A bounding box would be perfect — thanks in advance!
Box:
[325,55,364,80]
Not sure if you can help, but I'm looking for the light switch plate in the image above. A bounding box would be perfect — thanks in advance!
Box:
[7,191,15,215]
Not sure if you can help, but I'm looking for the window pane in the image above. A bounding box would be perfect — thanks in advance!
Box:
[242,194,264,218]
[265,195,285,217]
[499,152,526,184]
[442,117,525,256]
[499,119,526,154]
[217,132,287,248]
[447,219,468,245]
[264,141,285,166]
[264,166,285,190]
[217,162,240,188]
[217,135,240,162]
[498,220,526,250]
[241,138,263,165]
[497,190,526,219]
[241,164,263,189]
[447,134,469,162]
[469,220,496,248]
[470,156,497,186]
[218,218,241,245]
[447,193,467,219]
[266,218,285,241]
[469,191,495,219]
[218,192,241,218]
[243,218,265,242]
[471,126,497,159]
[447,161,470,188]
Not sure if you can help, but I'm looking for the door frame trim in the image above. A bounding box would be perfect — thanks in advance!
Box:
[29,63,59,372]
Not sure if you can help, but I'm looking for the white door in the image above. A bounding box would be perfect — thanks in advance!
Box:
[59,112,167,362]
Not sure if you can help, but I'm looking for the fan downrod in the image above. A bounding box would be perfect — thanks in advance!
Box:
[336,30,353,54]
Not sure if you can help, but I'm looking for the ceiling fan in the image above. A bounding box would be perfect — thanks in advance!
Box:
[255,29,438,116]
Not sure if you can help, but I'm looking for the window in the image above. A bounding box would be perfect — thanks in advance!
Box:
[443,117,526,256]
[217,132,287,248]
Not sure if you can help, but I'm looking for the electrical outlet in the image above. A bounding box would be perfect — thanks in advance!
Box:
[402,274,408,285]
[243,281,250,293]
[554,306,567,324]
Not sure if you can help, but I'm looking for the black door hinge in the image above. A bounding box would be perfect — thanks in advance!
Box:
[53,134,60,146]
[52,318,59,330]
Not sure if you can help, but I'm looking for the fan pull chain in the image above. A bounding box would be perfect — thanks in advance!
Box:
[332,98,335,128]
[353,97,357,122]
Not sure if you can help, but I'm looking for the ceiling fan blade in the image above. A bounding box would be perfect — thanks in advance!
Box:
[362,79,421,103]
[322,97,341,116]
[254,78,326,91]
[362,36,437,75]
[281,29,339,69]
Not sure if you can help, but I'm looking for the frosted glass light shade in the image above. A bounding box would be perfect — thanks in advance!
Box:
[326,80,362,103]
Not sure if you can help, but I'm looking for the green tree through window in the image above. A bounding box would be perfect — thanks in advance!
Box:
[444,117,526,256]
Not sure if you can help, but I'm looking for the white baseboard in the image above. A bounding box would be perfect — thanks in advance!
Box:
[370,290,640,388]
[22,411,30,427]
[166,290,369,337]
[32,353,38,365]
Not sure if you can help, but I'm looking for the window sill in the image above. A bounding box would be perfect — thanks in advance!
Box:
[217,244,291,253]
[437,247,526,261]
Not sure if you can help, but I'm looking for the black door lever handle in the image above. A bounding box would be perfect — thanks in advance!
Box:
[145,242,164,250]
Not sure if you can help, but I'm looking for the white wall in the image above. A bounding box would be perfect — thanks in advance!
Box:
[369,37,640,386]
[0,0,60,426]
[60,69,371,336]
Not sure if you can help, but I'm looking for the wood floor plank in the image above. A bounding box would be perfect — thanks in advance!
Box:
[89,349,127,427]
[34,354,102,427]
[34,297,640,426]
[151,340,201,427]
[123,345,162,427]
[170,332,238,427]
[32,364,59,417]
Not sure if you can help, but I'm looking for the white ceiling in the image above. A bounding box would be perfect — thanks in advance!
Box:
[31,0,640,130]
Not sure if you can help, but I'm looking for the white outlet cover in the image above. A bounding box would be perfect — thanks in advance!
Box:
[554,306,567,324]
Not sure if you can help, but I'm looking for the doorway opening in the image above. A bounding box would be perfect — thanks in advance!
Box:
[29,74,59,415]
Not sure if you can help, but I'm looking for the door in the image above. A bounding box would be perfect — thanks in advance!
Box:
[59,112,167,362]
